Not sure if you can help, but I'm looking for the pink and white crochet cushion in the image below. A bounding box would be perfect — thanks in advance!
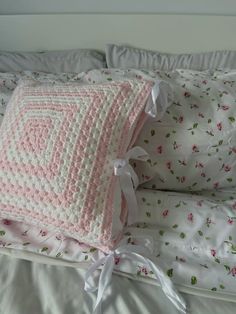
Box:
[0,79,153,251]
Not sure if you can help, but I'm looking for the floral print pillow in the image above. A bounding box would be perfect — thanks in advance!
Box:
[134,69,236,191]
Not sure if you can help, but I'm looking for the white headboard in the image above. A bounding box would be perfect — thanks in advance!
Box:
[1,14,236,53]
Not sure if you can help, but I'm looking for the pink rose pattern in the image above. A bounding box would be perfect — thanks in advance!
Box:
[133,69,236,191]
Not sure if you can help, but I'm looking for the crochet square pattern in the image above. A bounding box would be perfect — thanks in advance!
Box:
[0,79,153,250]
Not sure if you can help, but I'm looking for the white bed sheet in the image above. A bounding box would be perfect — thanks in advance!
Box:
[0,254,235,314]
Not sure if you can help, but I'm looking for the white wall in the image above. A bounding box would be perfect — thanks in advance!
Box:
[1,0,236,15]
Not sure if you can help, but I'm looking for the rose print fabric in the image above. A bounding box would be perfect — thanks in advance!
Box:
[133,69,236,191]
[1,188,236,301]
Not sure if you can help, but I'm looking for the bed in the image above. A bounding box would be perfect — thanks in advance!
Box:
[1,13,236,314]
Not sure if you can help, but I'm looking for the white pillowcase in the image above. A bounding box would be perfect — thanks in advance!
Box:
[134,69,236,191]
[106,44,236,71]
[0,49,106,73]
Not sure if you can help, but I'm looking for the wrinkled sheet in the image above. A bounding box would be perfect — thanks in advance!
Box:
[0,254,235,314]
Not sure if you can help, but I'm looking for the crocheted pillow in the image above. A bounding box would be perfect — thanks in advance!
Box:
[0,79,153,251]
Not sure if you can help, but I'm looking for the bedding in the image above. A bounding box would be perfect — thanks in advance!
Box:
[0,71,188,314]
[0,67,236,313]
[0,77,154,251]
[133,69,236,191]
[106,44,236,71]
[1,254,236,314]
[0,49,106,73]
[1,188,236,309]
[62,68,236,191]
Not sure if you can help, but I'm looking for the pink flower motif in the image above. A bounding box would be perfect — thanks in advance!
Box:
[2,219,11,225]
[217,122,222,131]
[144,175,151,181]
[213,182,219,189]
[178,116,184,123]
[195,162,204,168]
[187,213,194,222]
[221,105,230,111]
[224,165,231,172]
[141,266,148,275]
[114,256,120,265]
[228,218,234,225]
[184,91,191,98]
[157,145,163,154]
[232,202,236,210]
[211,249,216,257]
[231,147,236,154]
[202,80,208,85]
[197,200,203,207]
[192,145,199,153]
[39,230,48,237]
[180,176,186,183]
[166,161,172,170]
[201,172,206,177]
[162,209,169,218]
[198,112,204,118]
[229,266,236,276]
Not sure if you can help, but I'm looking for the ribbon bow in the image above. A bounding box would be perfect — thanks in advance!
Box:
[85,244,187,314]
[113,146,149,225]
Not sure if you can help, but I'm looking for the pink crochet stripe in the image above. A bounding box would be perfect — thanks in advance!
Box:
[0,95,102,208]
[101,81,153,241]
[78,83,132,233]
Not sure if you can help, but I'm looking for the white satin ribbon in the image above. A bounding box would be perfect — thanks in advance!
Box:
[113,146,148,225]
[145,79,173,119]
[84,244,187,314]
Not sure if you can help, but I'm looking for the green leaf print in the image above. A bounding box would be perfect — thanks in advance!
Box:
[180,232,186,239]
[215,258,220,264]
[227,178,233,182]
[23,242,30,246]
[146,212,151,218]
[191,276,197,285]
[0,230,5,236]
[172,224,178,229]
[198,230,203,236]
[157,199,161,205]
[167,269,173,277]
[166,133,170,138]
[193,123,198,129]
[56,252,62,258]
[224,265,230,272]
[89,247,97,253]
[84,255,88,260]
[41,247,48,252]
[228,116,235,123]
[208,119,212,123]
[151,129,155,136]
[219,284,225,289]
[211,287,217,291]
[159,230,165,236]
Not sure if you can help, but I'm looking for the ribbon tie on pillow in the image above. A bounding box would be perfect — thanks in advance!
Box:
[84,244,187,314]
[113,146,148,225]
